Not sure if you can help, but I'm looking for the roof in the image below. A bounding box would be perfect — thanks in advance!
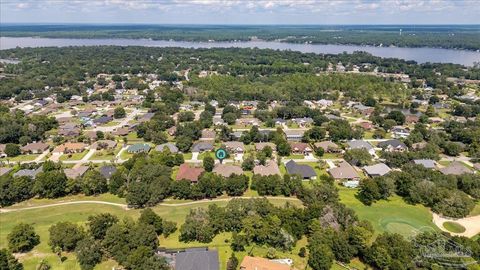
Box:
[91,140,117,149]
[64,166,89,179]
[253,160,281,176]
[285,160,316,178]
[21,142,49,152]
[255,142,276,151]
[328,161,360,180]
[176,164,204,182]
[413,159,436,169]
[13,167,43,179]
[313,141,339,151]
[127,143,151,153]
[156,143,179,153]
[0,167,12,177]
[53,143,88,153]
[363,163,391,176]
[289,142,312,152]
[213,164,243,177]
[175,248,219,270]
[284,129,305,137]
[224,141,245,151]
[378,139,407,149]
[240,256,291,270]
[99,165,117,179]
[201,129,216,139]
[192,142,214,153]
[347,140,374,151]
[439,162,473,175]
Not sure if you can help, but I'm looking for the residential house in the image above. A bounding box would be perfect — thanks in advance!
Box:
[255,142,276,152]
[284,130,305,141]
[232,131,244,140]
[13,167,43,179]
[273,118,287,126]
[192,142,214,153]
[240,256,290,270]
[391,126,410,138]
[405,115,420,124]
[0,167,12,177]
[213,116,225,126]
[292,117,313,127]
[353,104,374,116]
[413,159,436,169]
[175,248,219,270]
[328,161,360,180]
[253,160,281,176]
[236,118,261,127]
[285,160,316,180]
[167,126,177,136]
[224,141,245,154]
[53,143,88,154]
[363,163,391,177]
[213,164,243,177]
[316,99,333,108]
[378,139,407,152]
[439,162,473,176]
[176,164,204,183]
[138,112,155,123]
[99,165,117,179]
[347,140,375,155]
[289,142,313,155]
[313,141,340,153]
[91,140,117,150]
[411,142,428,150]
[64,166,89,179]
[357,121,373,130]
[21,142,49,154]
[58,123,81,137]
[127,143,151,154]
[93,116,113,125]
[113,127,129,136]
[156,143,179,153]
[200,129,216,141]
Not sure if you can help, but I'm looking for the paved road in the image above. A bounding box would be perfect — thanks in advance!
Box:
[33,150,50,163]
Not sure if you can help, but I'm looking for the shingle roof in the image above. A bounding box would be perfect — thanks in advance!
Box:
[413,159,436,169]
[239,256,290,270]
[192,142,214,153]
[127,143,151,153]
[99,165,117,179]
[253,160,281,176]
[213,164,243,177]
[347,140,374,151]
[21,142,49,152]
[156,143,179,153]
[176,164,204,182]
[314,141,339,151]
[64,166,89,179]
[439,162,473,175]
[363,163,391,176]
[285,160,316,178]
[378,139,407,149]
[175,248,219,270]
[328,161,360,180]
[13,167,43,179]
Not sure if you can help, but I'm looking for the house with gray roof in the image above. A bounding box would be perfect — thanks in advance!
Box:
[292,117,314,127]
[347,140,375,155]
[413,159,436,169]
[127,143,151,154]
[439,162,473,176]
[363,163,391,177]
[0,167,12,177]
[191,142,214,153]
[175,248,219,270]
[378,139,407,152]
[156,143,179,153]
[13,167,43,179]
[99,165,117,179]
[64,166,89,179]
[284,130,305,142]
[285,160,316,179]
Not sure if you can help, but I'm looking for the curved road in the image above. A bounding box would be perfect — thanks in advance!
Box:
[0,196,300,213]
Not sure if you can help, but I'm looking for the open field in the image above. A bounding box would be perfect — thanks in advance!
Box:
[338,185,438,238]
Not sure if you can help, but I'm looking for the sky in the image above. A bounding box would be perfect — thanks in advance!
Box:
[1,0,480,25]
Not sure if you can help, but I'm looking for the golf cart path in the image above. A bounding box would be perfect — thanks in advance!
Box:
[432,212,480,237]
[0,196,300,213]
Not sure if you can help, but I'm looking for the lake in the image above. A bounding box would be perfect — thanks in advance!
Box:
[1,37,479,66]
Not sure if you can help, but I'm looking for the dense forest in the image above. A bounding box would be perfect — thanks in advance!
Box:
[2,24,480,50]
[0,46,479,101]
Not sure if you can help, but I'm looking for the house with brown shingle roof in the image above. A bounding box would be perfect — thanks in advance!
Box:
[253,160,281,176]
[224,141,245,154]
[91,140,117,150]
[240,256,291,270]
[328,161,360,180]
[213,164,243,177]
[64,166,89,179]
[439,162,473,176]
[200,129,216,141]
[53,143,88,154]
[314,141,340,153]
[289,142,312,155]
[20,142,49,154]
[176,163,204,183]
[255,142,276,151]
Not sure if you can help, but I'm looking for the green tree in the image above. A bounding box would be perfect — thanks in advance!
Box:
[344,149,372,166]
[48,222,85,252]
[308,243,333,270]
[87,213,118,240]
[5,143,20,157]
[7,223,40,253]
[0,248,23,270]
[226,253,239,270]
[113,107,126,119]
[34,170,67,199]
[81,170,108,196]
[203,155,215,172]
[76,237,102,270]
[139,208,163,235]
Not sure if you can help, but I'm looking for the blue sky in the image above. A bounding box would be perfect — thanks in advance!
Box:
[1,0,479,24]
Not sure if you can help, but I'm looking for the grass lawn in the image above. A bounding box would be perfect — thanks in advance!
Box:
[443,222,466,233]
[321,152,342,159]
[0,196,301,270]
[286,154,305,159]
[338,185,438,238]
[8,154,40,162]
[59,151,88,161]
[198,151,214,160]
[182,153,192,160]
[470,202,480,216]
